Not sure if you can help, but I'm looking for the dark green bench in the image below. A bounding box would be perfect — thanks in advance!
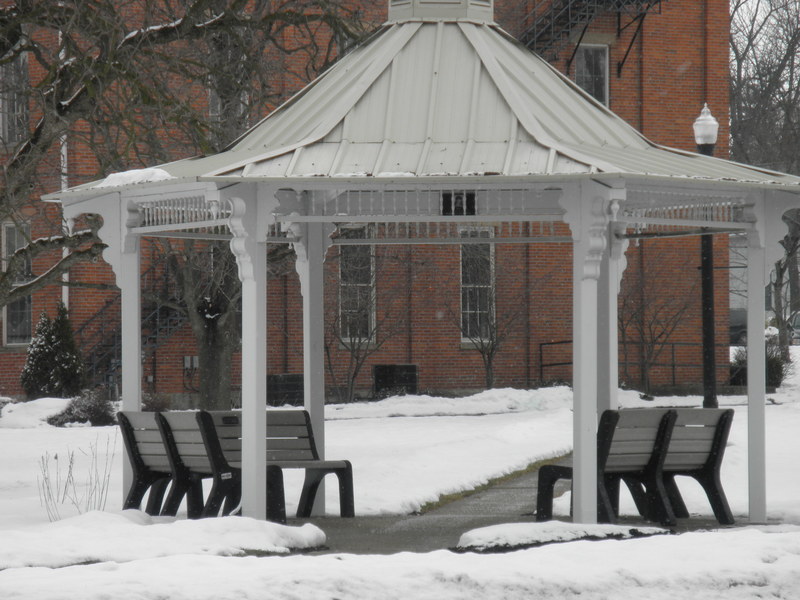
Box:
[156,410,286,522]
[118,411,202,516]
[536,409,677,524]
[660,408,735,525]
[197,409,355,520]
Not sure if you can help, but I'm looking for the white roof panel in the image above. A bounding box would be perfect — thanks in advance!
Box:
[63,15,800,192]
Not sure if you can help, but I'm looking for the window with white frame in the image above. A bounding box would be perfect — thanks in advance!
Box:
[0,54,28,146]
[574,45,608,106]
[460,229,493,341]
[3,223,32,345]
[339,226,374,341]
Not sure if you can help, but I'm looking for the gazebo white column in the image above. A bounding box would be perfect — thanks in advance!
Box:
[565,186,610,523]
[230,196,268,519]
[293,220,332,514]
[746,231,767,524]
[63,195,143,500]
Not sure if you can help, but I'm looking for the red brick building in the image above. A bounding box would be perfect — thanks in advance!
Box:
[0,0,732,402]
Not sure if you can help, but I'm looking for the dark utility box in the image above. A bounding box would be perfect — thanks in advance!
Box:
[373,364,418,396]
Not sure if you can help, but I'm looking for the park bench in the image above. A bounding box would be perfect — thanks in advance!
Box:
[196,409,355,520]
[536,409,677,524]
[660,408,735,525]
[155,410,286,522]
[118,410,202,516]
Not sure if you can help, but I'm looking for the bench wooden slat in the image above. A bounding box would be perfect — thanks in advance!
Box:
[123,412,161,428]
[132,429,163,443]
[267,450,317,461]
[669,428,716,443]
[664,439,714,454]
[268,425,312,439]
[266,411,310,426]
[161,412,203,430]
[605,454,660,470]
[612,428,663,442]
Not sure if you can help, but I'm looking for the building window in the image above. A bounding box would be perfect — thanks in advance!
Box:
[442,192,476,216]
[574,45,608,105]
[339,227,374,341]
[0,54,28,146]
[460,229,493,341]
[3,223,32,345]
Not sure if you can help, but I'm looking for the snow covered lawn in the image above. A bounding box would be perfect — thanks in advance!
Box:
[2,354,800,598]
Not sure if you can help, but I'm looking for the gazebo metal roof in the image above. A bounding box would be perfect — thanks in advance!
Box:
[48,0,800,525]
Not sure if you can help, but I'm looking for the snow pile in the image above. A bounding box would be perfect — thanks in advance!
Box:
[457,521,667,552]
[2,349,800,598]
[0,397,70,428]
[95,167,175,188]
[0,511,325,569]
[325,386,573,419]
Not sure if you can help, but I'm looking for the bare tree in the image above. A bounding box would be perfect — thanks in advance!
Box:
[451,238,532,389]
[730,0,800,175]
[618,244,699,396]
[730,0,800,358]
[0,0,367,309]
[324,229,408,403]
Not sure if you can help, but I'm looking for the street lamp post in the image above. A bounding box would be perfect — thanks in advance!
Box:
[694,104,720,408]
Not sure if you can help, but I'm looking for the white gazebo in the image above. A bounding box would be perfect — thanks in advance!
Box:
[49,0,800,523]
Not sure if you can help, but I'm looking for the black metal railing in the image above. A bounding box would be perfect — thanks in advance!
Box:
[539,338,728,387]
[519,1,662,61]
[75,261,187,394]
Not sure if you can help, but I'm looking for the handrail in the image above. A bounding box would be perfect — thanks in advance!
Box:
[539,338,729,386]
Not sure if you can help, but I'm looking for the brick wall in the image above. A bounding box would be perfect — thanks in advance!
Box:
[0,0,735,401]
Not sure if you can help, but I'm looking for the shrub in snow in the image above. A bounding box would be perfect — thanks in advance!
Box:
[730,337,791,388]
[46,388,116,427]
[20,303,85,400]
[141,392,171,412]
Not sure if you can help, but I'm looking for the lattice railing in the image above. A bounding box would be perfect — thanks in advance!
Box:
[137,195,232,230]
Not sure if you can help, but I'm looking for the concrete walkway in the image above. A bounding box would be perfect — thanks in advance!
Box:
[292,463,732,555]
[294,468,543,555]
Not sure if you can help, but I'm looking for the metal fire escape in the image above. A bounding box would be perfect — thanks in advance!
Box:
[519,1,663,64]
[75,265,187,396]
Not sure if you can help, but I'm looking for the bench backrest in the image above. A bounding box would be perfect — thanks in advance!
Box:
[118,411,171,473]
[156,411,213,474]
[600,409,676,473]
[664,408,734,472]
[197,409,320,467]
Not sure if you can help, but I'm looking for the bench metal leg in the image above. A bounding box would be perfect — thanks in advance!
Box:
[296,465,355,518]
[161,475,205,518]
[663,474,690,519]
[123,473,163,513]
[536,464,571,521]
[693,471,735,525]
[203,473,239,518]
[266,465,286,524]
[143,477,170,515]
[336,463,355,518]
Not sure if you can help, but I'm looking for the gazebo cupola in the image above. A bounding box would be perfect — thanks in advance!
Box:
[388,0,494,22]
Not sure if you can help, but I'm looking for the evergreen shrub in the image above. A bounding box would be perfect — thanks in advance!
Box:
[20,303,85,400]
[730,338,791,388]
[47,388,116,427]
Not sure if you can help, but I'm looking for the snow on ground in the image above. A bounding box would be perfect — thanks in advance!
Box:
[1,349,800,598]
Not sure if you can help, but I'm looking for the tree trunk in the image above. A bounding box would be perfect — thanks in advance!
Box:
[196,315,237,410]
